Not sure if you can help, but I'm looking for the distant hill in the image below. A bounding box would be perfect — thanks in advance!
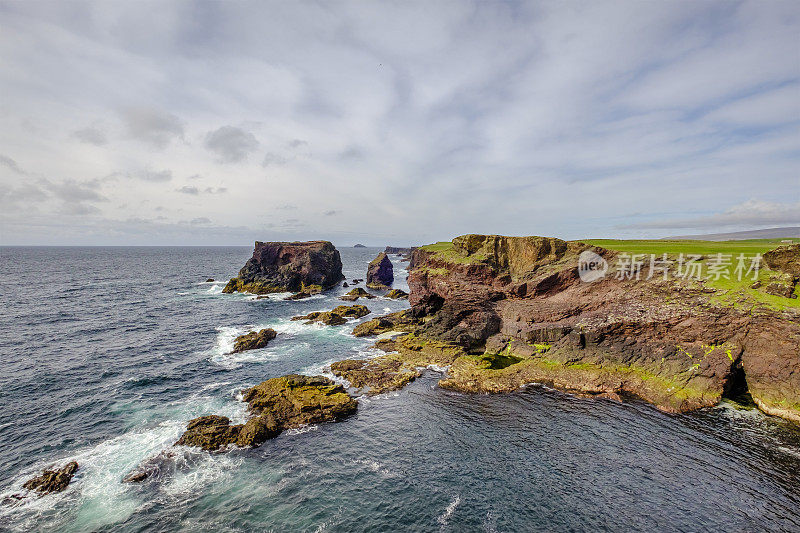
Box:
[666,227,800,241]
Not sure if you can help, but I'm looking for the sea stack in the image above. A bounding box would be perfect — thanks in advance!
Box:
[366,252,393,289]
[222,241,344,295]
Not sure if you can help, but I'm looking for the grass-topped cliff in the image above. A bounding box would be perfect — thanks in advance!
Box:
[343,234,800,424]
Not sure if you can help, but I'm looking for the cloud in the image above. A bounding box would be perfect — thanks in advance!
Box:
[204,126,259,163]
[72,126,108,146]
[189,217,211,225]
[176,185,226,195]
[120,107,185,148]
[135,169,173,182]
[0,155,28,175]
[622,200,800,230]
[324,210,339,216]
[262,152,288,166]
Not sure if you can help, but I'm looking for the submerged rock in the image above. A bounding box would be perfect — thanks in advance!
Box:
[175,375,357,451]
[366,252,393,289]
[292,305,370,325]
[22,462,78,495]
[340,287,376,301]
[232,328,277,353]
[222,241,344,295]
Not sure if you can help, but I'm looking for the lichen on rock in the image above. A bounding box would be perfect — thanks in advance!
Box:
[22,462,78,495]
[292,305,370,325]
[175,375,357,452]
[366,252,393,289]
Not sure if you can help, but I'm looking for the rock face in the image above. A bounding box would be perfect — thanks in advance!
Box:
[223,241,344,295]
[366,252,393,289]
[349,235,800,423]
[292,304,370,325]
[176,375,357,451]
[23,462,78,495]
[764,244,800,276]
[232,328,277,353]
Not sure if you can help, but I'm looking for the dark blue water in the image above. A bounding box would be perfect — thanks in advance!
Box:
[1,247,799,532]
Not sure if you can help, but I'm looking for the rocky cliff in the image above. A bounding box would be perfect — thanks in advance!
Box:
[223,241,344,294]
[353,234,800,423]
[366,252,393,289]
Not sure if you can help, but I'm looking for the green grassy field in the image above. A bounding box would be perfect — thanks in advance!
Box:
[580,238,793,256]
[582,238,799,311]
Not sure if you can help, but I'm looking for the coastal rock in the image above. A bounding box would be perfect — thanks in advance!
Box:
[384,289,409,299]
[763,244,800,276]
[222,241,344,295]
[22,462,78,495]
[351,310,417,337]
[379,234,800,421]
[292,304,370,325]
[366,252,393,289]
[175,375,357,451]
[340,287,376,301]
[232,328,277,353]
[206,278,215,282]
[330,358,420,395]
[342,282,349,288]
[354,244,366,248]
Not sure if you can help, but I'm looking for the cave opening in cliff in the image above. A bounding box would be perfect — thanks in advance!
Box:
[722,360,754,406]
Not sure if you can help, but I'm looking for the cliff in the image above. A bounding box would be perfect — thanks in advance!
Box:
[223,241,344,294]
[350,234,800,423]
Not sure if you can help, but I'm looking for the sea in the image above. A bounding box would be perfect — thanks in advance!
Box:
[0,246,799,532]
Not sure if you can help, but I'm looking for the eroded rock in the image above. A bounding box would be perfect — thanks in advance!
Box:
[22,462,78,495]
[292,305,370,325]
[223,241,344,294]
[175,375,357,451]
[367,252,393,289]
[232,328,277,353]
[340,287,375,301]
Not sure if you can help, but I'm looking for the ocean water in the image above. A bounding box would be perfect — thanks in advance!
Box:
[0,246,799,532]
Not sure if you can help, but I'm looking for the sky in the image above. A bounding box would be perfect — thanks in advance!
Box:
[0,0,798,246]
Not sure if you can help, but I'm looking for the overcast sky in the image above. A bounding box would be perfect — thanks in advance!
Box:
[1,0,798,246]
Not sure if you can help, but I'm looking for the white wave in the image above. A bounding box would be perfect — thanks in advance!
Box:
[437,495,461,529]
[0,391,249,531]
[206,284,222,294]
[283,425,319,436]
[348,458,397,478]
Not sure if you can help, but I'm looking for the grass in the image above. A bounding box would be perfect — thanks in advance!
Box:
[581,238,799,311]
[580,238,790,256]
[418,241,490,265]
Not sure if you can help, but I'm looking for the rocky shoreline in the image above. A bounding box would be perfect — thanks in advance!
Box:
[14,236,799,499]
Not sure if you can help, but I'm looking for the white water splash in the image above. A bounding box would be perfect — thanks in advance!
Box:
[437,495,461,529]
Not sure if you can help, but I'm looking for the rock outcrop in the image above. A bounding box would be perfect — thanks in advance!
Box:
[366,252,393,289]
[384,289,408,299]
[292,305,370,325]
[331,358,420,395]
[175,375,357,452]
[22,462,78,495]
[340,287,376,301]
[232,328,277,353]
[223,241,344,295]
[764,244,800,276]
[350,235,800,423]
